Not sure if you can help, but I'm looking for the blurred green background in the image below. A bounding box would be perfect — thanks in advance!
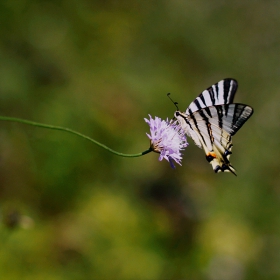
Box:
[0,0,279,279]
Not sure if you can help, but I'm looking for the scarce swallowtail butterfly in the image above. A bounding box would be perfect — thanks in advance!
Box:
[174,78,253,175]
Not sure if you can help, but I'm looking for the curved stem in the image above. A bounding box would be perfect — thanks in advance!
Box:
[0,116,152,157]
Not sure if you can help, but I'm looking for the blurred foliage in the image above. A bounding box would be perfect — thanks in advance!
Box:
[0,0,280,279]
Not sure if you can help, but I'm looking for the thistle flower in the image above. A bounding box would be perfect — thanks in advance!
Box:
[144,115,188,168]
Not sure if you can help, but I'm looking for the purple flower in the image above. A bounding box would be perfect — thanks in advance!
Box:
[144,115,188,168]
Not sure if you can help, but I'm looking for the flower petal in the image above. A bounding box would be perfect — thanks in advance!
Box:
[145,115,188,167]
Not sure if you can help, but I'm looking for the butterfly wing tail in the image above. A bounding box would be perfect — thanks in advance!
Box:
[205,144,237,176]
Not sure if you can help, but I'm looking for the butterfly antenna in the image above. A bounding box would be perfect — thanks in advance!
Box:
[167,93,179,110]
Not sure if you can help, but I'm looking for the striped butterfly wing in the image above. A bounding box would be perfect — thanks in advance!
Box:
[186,78,238,115]
[185,104,253,174]
[175,79,253,175]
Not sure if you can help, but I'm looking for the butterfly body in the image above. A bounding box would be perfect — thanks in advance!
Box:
[174,79,253,175]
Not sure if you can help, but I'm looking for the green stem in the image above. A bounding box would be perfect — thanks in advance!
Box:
[0,116,152,157]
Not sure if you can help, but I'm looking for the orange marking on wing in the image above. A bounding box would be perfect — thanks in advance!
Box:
[207,152,216,158]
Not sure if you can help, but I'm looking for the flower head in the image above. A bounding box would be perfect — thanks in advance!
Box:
[144,115,188,168]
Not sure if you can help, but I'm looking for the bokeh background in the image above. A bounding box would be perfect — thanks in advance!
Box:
[0,1,279,279]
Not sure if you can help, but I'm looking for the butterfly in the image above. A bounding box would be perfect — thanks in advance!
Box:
[173,78,253,175]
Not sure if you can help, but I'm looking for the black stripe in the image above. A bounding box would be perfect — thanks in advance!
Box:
[223,79,230,104]
[179,111,194,131]
[215,105,225,152]
[194,99,202,110]
[198,109,214,144]
[198,108,208,121]
[199,93,207,107]
[231,104,239,132]
[224,104,230,117]
[207,123,214,143]
[207,87,216,105]
[204,106,212,118]
[216,105,223,129]
[231,105,248,136]
[194,99,212,118]
[189,110,207,146]
[215,84,219,101]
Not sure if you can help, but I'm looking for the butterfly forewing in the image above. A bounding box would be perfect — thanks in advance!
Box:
[175,79,253,175]
[186,78,238,115]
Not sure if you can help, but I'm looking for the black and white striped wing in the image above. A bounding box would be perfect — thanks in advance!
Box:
[189,104,253,173]
[186,78,238,116]
[175,104,253,175]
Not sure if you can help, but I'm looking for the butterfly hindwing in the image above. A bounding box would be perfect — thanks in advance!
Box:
[193,104,254,136]
[176,109,236,174]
